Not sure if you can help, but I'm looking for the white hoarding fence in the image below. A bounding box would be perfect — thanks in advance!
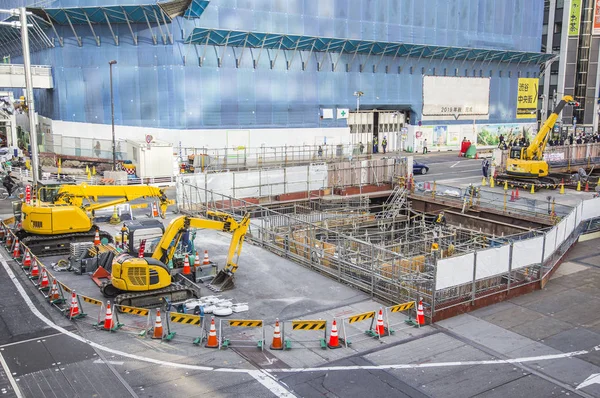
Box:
[475,246,510,280]
[512,236,544,270]
[435,253,474,290]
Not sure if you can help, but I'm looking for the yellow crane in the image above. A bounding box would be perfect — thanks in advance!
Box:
[16,183,170,255]
[102,211,250,308]
[506,95,574,178]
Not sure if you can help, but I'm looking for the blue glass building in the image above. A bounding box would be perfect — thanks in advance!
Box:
[0,0,550,141]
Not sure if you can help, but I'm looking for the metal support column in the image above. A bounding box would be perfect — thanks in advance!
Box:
[20,7,39,186]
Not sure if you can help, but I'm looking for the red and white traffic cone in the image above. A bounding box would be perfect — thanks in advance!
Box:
[68,291,81,319]
[12,238,20,259]
[151,309,164,339]
[205,317,219,348]
[417,299,425,326]
[49,279,61,303]
[38,267,49,291]
[93,229,101,246]
[375,308,386,337]
[327,319,342,349]
[270,318,283,350]
[22,249,32,268]
[103,301,115,331]
[194,251,200,269]
[203,250,210,265]
[29,258,39,279]
[182,253,191,275]
[152,202,159,218]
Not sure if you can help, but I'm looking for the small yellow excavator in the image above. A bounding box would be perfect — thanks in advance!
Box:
[505,95,574,179]
[101,211,250,308]
[16,182,170,255]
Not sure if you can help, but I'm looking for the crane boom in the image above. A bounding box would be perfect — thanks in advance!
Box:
[525,95,573,161]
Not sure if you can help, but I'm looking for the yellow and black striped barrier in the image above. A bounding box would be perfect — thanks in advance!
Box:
[220,318,265,350]
[291,320,327,330]
[340,311,377,348]
[384,300,419,333]
[118,305,149,317]
[170,312,201,326]
[347,311,375,324]
[80,295,103,306]
[285,320,328,350]
[229,320,262,328]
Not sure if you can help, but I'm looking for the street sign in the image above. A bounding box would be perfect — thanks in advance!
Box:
[416,131,422,138]
[145,134,153,144]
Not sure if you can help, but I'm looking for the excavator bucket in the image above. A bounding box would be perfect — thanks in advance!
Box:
[206,270,235,292]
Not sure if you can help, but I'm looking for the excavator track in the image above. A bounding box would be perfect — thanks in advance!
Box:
[16,227,113,256]
[495,174,560,190]
[113,284,199,310]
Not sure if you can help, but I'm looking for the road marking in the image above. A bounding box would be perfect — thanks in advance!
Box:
[93,359,125,366]
[577,373,600,390]
[0,351,23,398]
[1,255,599,397]
[450,161,460,168]
[0,332,62,348]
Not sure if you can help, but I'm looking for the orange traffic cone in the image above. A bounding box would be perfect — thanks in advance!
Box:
[203,250,210,265]
[152,202,159,218]
[49,279,61,303]
[515,188,519,199]
[93,229,100,246]
[270,318,283,350]
[585,181,590,192]
[375,308,386,337]
[417,299,425,326]
[38,268,49,290]
[103,301,115,331]
[194,251,201,269]
[22,249,31,268]
[327,319,341,349]
[138,239,146,258]
[151,309,164,339]
[182,253,191,275]
[510,190,515,202]
[29,258,39,279]
[5,232,12,248]
[12,238,20,259]
[68,291,81,319]
[205,317,219,348]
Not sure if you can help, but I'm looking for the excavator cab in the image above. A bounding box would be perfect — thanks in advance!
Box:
[509,146,525,160]
[36,179,76,203]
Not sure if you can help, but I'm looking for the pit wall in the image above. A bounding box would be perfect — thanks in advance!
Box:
[433,197,600,320]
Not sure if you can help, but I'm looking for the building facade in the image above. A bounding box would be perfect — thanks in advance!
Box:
[0,0,549,152]
[540,0,600,135]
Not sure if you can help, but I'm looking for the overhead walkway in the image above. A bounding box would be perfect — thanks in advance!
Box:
[0,64,53,89]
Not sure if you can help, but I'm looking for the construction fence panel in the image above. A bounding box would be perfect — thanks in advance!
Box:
[435,253,475,290]
[544,227,557,261]
[475,245,510,281]
[384,301,418,334]
[582,197,600,220]
[285,320,328,349]
[556,219,566,249]
[219,319,265,350]
[565,211,576,237]
[512,236,544,270]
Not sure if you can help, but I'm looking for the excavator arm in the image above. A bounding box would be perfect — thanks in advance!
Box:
[52,183,170,217]
[524,95,573,161]
[151,211,250,266]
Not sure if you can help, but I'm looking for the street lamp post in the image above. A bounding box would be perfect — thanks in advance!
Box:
[353,91,364,152]
[109,60,117,170]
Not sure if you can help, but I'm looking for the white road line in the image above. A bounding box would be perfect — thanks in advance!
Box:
[0,351,23,398]
[0,332,63,348]
[1,255,597,397]
[450,161,460,168]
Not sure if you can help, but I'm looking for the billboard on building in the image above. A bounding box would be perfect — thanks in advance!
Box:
[569,0,582,36]
[593,0,600,35]
[421,76,490,121]
[516,78,539,119]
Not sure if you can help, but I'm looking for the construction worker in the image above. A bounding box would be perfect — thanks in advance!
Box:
[481,158,490,178]
[382,136,388,154]
[317,145,323,158]
[359,141,364,154]
[373,136,378,154]
[435,211,447,226]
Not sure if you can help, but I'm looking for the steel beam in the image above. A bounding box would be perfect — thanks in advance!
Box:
[141,6,157,45]
[63,11,82,47]
[82,10,100,46]
[152,8,167,45]
[121,6,137,45]
[103,10,118,45]
[43,10,63,47]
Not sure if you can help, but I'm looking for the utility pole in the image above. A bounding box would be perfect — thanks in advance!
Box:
[109,60,117,170]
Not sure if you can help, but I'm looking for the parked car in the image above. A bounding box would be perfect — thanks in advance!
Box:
[413,161,429,175]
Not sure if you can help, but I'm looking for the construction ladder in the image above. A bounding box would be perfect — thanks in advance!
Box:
[380,185,407,220]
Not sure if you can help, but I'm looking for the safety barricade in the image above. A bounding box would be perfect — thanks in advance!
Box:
[339,310,376,348]
[284,320,328,350]
[115,304,152,337]
[219,319,265,350]
[169,312,205,343]
[93,301,123,332]
[384,301,419,335]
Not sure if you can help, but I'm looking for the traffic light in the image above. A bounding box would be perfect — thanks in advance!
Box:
[568,101,580,107]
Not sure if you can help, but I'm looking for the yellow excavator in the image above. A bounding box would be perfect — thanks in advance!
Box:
[15,183,170,255]
[505,95,574,179]
[101,211,250,308]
